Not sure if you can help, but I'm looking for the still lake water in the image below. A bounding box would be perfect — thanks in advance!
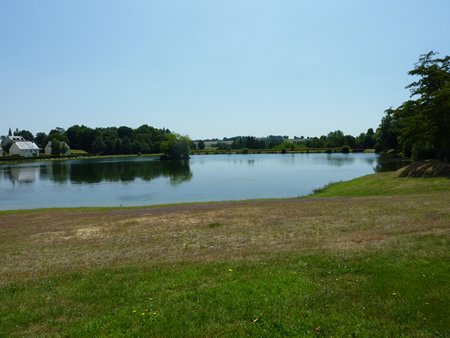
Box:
[0,153,407,211]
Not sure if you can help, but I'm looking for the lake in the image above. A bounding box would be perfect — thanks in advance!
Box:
[0,153,408,211]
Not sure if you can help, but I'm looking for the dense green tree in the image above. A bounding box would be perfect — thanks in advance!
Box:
[49,127,66,136]
[390,51,450,161]
[121,137,132,154]
[50,138,61,156]
[118,126,134,139]
[344,135,356,148]
[362,128,376,148]
[35,132,47,146]
[15,130,34,141]
[161,134,192,159]
[198,140,205,150]
[60,143,68,156]
[152,141,161,153]
[374,112,399,152]
[76,127,98,153]
[66,125,83,148]
[92,137,107,154]
[43,133,68,147]
[327,130,345,147]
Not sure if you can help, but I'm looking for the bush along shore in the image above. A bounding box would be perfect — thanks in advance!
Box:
[0,170,449,336]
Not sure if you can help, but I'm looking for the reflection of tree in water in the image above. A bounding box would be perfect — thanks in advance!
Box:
[48,162,71,183]
[66,159,192,185]
[313,154,356,167]
[373,155,411,173]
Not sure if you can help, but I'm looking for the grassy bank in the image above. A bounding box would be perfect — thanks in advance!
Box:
[1,173,449,336]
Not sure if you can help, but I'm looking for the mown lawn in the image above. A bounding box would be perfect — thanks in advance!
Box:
[0,173,449,337]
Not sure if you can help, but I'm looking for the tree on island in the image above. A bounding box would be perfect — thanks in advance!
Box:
[389,51,450,161]
[161,134,192,160]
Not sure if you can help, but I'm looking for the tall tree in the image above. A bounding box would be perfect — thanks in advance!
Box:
[35,132,47,146]
[15,130,34,141]
[50,138,61,156]
[374,111,399,152]
[390,51,450,161]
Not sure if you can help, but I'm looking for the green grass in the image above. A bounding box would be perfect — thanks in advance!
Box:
[1,171,449,336]
[1,236,448,337]
[309,172,450,197]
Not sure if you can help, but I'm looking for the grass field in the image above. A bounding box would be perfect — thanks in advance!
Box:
[0,172,449,336]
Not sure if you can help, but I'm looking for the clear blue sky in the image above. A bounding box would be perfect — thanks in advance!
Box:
[1,0,449,140]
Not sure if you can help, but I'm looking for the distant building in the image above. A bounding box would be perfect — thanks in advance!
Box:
[9,142,39,157]
[2,135,26,149]
[45,141,71,156]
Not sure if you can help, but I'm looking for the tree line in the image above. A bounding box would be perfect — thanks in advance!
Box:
[2,125,195,159]
[373,51,449,162]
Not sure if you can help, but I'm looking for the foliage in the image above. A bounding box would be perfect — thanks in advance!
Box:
[389,51,450,161]
[341,145,351,153]
[374,112,399,152]
[42,133,69,147]
[281,147,287,154]
[242,147,249,154]
[14,129,34,141]
[50,139,61,156]
[231,136,266,150]
[63,124,168,155]
[412,143,436,161]
[198,140,205,150]
[161,133,192,159]
[34,132,47,147]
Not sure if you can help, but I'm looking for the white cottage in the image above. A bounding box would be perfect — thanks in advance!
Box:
[45,141,71,156]
[9,142,39,157]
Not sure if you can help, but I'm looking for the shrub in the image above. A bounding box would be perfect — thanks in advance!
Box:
[242,148,249,154]
[342,146,351,153]
[325,149,332,153]
[412,143,435,161]
[281,148,287,154]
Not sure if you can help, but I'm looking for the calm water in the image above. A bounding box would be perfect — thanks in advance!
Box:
[0,153,408,211]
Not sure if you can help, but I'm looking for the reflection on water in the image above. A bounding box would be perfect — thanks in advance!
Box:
[373,154,411,173]
[1,158,192,185]
[0,154,408,185]
[64,159,192,185]
[2,165,40,184]
[0,153,410,210]
[313,154,356,167]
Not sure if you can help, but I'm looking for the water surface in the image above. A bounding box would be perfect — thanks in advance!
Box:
[0,153,407,210]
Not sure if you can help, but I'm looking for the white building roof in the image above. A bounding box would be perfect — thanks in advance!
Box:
[13,142,39,150]
[10,136,26,141]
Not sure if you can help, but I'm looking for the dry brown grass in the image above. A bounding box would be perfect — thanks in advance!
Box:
[1,193,449,284]
[395,160,450,177]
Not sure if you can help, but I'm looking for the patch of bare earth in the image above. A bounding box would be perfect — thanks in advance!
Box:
[395,160,450,178]
[1,193,449,284]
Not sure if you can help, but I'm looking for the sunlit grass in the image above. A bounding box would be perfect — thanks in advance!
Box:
[0,172,449,336]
